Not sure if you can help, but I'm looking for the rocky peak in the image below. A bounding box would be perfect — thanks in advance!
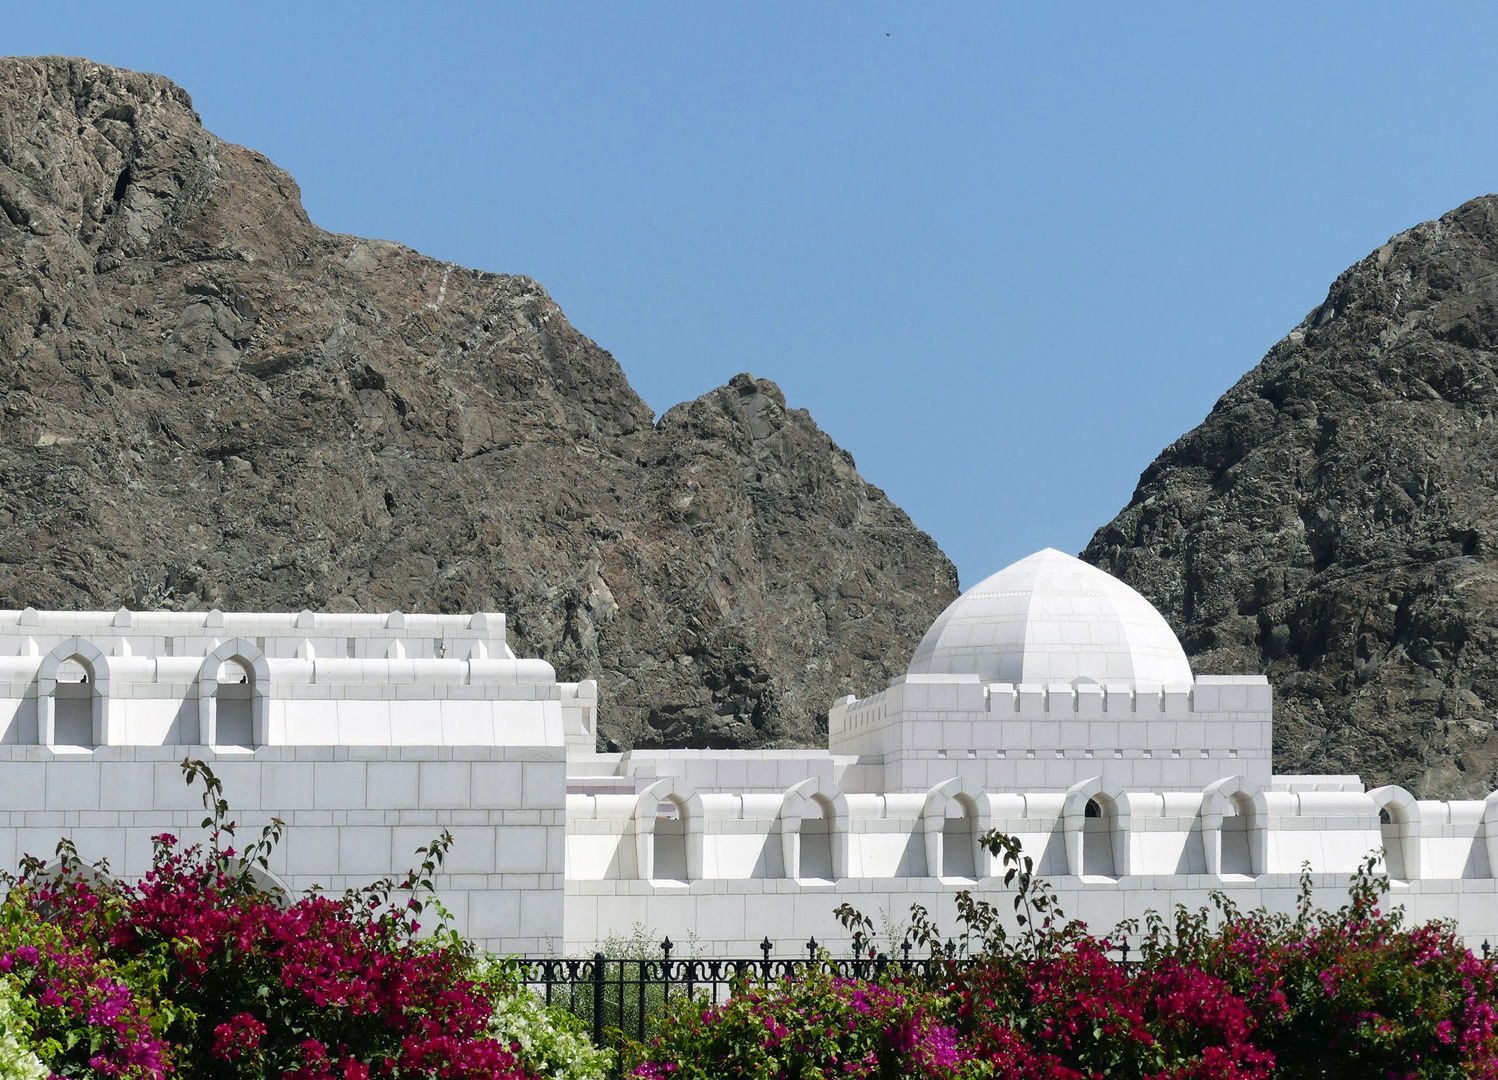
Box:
[0,56,959,750]
[1085,195,1498,797]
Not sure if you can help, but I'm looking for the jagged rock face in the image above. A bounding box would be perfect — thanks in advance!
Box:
[1085,195,1498,798]
[0,57,958,750]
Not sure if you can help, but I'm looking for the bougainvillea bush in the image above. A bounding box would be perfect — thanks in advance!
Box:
[0,759,575,1080]
[628,834,1498,1080]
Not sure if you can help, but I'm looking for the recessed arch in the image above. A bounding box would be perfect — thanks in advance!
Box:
[37,638,112,749]
[1368,785,1421,881]
[197,639,271,748]
[782,777,850,881]
[632,778,703,883]
[1201,776,1268,877]
[922,777,991,880]
[1062,775,1130,878]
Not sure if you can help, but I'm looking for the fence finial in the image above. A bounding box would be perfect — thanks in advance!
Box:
[661,936,674,963]
[760,936,773,963]
[806,936,818,961]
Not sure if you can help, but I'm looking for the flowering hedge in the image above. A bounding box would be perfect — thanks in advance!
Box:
[627,837,1498,1080]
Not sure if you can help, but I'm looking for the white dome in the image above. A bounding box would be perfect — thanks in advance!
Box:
[906,548,1193,685]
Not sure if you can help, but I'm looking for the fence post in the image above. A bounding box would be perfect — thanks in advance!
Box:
[592,952,606,1047]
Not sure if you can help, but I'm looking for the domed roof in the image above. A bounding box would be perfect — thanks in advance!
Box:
[906,548,1193,685]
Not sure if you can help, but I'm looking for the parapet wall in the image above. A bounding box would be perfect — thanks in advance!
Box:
[564,772,1498,952]
[0,608,588,750]
[828,674,1273,792]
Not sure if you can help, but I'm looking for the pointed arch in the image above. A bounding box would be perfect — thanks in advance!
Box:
[1062,775,1130,878]
[1201,775,1267,877]
[197,639,271,748]
[922,777,992,880]
[632,778,703,883]
[1368,785,1421,881]
[781,777,850,881]
[37,638,112,748]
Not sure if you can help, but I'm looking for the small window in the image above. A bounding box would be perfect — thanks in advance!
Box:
[214,659,254,747]
[1084,799,1102,818]
[164,637,175,657]
[346,637,356,658]
[652,800,688,881]
[433,638,445,658]
[255,637,266,651]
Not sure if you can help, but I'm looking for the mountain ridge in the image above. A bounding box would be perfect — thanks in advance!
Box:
[0,55,960,751]
[1084,194,1498,798]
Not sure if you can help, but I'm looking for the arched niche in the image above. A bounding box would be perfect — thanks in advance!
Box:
[38,638,112,749]
[1062,776,1130,878]
[781,777,849,881]
[1201,776,1268,878]
[197,639,271,748]
[1368,785,1421,881]
[632,778,703,883]
[922,777,991,880]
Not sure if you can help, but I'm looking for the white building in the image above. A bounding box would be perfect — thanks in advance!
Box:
[2,549,1496,955]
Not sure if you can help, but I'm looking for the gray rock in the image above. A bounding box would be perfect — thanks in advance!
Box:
[1085,195,1498,798]
[0,56,959,751]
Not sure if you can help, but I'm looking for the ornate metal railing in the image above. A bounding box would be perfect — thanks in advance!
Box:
[512,935,1087,1045]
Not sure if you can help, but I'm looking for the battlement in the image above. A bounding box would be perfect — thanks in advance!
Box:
[0,607,512,662]
[0,609,583,750]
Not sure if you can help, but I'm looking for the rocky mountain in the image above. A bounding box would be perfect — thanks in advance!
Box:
[0,56,958,750]
[1084,195,1498,799]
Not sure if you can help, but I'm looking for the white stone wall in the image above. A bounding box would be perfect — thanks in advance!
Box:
[0,745,567,954]
[562,767,1498,953]
[565,875,1498,957]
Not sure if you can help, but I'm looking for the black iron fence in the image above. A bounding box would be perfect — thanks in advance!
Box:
[514,935,1143,1046]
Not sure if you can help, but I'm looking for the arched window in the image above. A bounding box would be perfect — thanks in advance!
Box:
[1082,796,1118,876]
[215,658,254,747]
[652,798,689,882]
[633,780,701,884]
[798,795,835,880]
[781,778,850,882]
[1063,776,1130,879]
[1220,793,1254,875]
[1202,776,1266,878]
[1369,785,1422,881]
[942,797,979,879]
[38,638,110,750]
[197,640,270,749]
[53,656,96,748]
[922,778,992,881]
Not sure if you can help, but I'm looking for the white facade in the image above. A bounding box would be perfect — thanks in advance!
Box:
[4,550,1498,957]
[563,551,1498,954]
[0,607,588,953]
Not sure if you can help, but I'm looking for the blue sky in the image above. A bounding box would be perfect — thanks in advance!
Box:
[9,4,1498,586]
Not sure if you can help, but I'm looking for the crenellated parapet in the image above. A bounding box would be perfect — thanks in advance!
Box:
[0,607,595,750]
[827,672,1273,793]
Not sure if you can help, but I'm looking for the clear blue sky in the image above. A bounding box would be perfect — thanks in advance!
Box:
[10,4,1498,586]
